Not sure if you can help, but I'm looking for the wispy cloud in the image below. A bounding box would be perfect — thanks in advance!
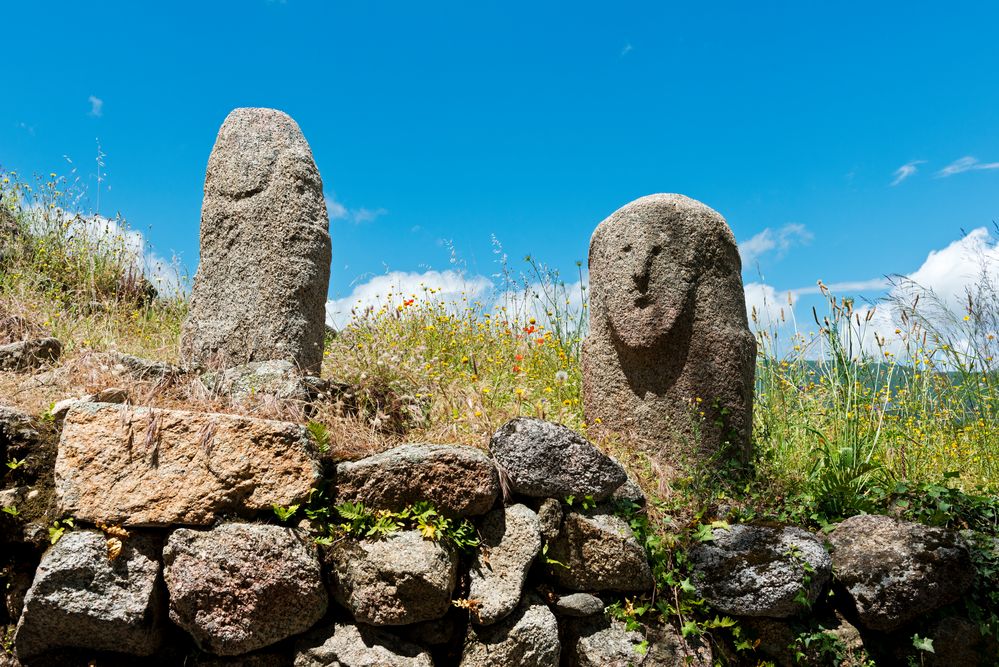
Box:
[620,43,633,56]
[325,194,387,225]
[739,223,813,267]
[936,156,999,177]
[890,159,925,186]
[88,95,103,118]
[17,121,35,136]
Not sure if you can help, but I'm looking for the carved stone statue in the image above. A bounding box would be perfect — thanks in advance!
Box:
[583,194,755,466]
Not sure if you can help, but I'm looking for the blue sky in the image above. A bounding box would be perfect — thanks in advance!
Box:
[3,1,998,329]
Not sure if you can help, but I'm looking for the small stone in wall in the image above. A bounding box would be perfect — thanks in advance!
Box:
[468,503,542,625]
[489,418,627,501]
[14,530,163,660]
[295,623,433,667]
[828,514,974,632]
[553,593,604,618]
[547,510,654,592]
[460,597,560,667]
[537,497,563,545]
[335,444,499,518]
[330,529,457,626]
[563,615,712,667]
[163,523,328,656]
[688,524,832,618]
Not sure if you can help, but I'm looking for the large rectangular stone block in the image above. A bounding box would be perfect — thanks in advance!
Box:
[55,402,321,526]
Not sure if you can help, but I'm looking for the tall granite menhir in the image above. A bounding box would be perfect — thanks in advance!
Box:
[583,194,755,465]
[181,108,331,374]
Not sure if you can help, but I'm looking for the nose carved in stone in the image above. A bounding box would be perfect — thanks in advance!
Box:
[631,244,660,299]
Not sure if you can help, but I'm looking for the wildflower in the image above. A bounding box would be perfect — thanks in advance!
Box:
[554,370,569,385]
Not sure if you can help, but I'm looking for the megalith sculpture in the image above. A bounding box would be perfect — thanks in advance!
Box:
[180,108,331,374]
[582,194,755,465]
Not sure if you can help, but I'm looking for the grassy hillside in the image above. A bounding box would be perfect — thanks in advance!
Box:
[3,168,999,659]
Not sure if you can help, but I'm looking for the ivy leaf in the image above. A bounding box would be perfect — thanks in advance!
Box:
[912,634,935,653]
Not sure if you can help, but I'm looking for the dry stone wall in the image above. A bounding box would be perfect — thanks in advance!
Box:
[2,403,992,666]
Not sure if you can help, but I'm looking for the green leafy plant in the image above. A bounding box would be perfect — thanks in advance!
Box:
[328,500,480,552]
[1,505,19,517]
[5,457,26,470]
[48,517,74,544]
[791,627,847,665]
[306,420,331,454]
[541,542,568,569]
[272,503,300,522]
[564,494,596,510]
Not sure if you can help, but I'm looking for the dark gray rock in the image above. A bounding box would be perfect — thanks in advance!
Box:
[194,652,291,667]
[294,623,433,666]
[469,504,542,625]
[609,475,646,506]
[330,530,457,626]
[398,613,460,646]
[0,338,61,372]
[0,405,37,440]
[828,514,974,632]
[335,444,499,518]
[689,524,831,618]
[553,593,604,617]
[461,598,560,666]
[181,107,331,374]
[489,418,626,500]
[537,497,563,544]
[563,616,712,667]
[13,530,163,659]
[582,194,756,465]
[163,523,327,655]
[548,511,653,592]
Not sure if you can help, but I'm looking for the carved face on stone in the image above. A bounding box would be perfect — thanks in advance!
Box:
[591,199,700,349]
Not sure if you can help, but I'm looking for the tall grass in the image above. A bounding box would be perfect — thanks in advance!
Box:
[753,275,999,508]
[0,169,187,360]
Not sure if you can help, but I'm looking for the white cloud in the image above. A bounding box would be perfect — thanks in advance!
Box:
[739,223,813,267]
[20,207,184,296]
[326,267,590,333]
[744,282,797,331]
[65,214,184,295]
[791,277,892,297]
[326,270,493,329]
[751,228,999,360]
[890,159,925,186]
[325,194,387,225]
[88,95,103,118]
[904,227,999,313]
[936,156,999,177]
[621,43,633,56]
